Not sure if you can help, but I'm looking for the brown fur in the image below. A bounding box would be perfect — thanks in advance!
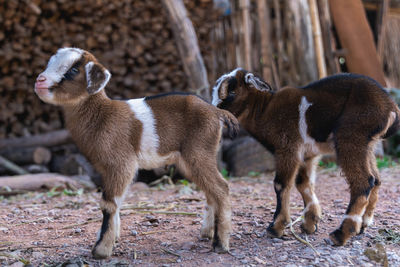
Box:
[35,49,239,259]
[213,69,400,246]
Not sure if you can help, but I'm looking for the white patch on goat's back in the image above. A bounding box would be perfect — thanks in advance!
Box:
[127,98,174,169]
[298,96,324,158]
[212,68,242,106]
[299,96,313,143]
[42,47,84,86]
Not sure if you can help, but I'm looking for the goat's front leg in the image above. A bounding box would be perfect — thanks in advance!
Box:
[267,153,300,238]
[295,156,322,234]
[92,167,136,259]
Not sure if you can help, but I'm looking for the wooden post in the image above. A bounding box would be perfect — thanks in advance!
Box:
[377,0,389,57]
[256,0,278,87]
[329,0,386,86]
[239,0,252,71]
[308,0,327,78]
[317,0,340,75]
[162,0,210,100]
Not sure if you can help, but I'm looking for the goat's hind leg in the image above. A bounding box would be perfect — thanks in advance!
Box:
[360,150,381,233]
[295,156,322,234]
[330,140,375,246]
[200,197,215,239]
[181,158,231,252]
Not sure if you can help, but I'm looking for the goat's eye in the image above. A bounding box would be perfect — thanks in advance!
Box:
[64,67,79,80]
[70,67,78,74]
[229,91,235,95]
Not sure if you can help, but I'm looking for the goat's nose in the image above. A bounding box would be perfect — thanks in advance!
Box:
[36,75,46,82]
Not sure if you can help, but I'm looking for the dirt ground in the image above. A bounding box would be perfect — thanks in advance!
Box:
[0,167,399,267]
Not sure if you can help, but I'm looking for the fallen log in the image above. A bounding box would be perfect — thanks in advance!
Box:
[0,146,52,165]
[0,130,71,150]
[0,173,80,192]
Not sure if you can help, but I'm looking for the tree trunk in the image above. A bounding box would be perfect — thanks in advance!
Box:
[162,0,210,100]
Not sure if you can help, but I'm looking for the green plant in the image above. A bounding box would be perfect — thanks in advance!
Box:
[318,161,337,169]
[178,179,189,186]
[248,171,261,177]
[47,187,84,197]
[376,156,396,169]
[374,228,400,244]
[221,168,229,179]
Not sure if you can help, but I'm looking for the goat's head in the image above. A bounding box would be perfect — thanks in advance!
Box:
[211,68,272,113]
[34,48,111,106]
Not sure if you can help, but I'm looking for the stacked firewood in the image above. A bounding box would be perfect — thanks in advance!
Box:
[0,0,218,139]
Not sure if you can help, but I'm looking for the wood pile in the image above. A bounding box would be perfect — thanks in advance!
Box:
[0,0,218,139]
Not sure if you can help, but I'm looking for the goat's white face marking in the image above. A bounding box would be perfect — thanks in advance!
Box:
[41,48,84,87]
[212,68,242,106]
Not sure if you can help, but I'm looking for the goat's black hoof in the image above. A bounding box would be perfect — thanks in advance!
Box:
[266,223,282,238]
[329,229,346,246]
[300,222,318,234]
[212,240,229,254]
[358,225,366,235]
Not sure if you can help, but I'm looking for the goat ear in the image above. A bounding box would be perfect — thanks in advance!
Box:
[244,73,272,92]
[85,61,111,94]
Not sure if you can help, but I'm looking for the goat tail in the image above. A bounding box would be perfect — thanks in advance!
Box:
[382,105,400,139]
[217,109,240,139]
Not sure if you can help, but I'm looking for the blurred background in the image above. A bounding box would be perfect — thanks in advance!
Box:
[0,0,400,183]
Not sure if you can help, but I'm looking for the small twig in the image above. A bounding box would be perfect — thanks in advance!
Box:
[138,210,197,216]
[141,230,171,235]
[0,252,30,265]
[125,209,197,216]
[289,215,320,256]
[149,175,172,186]
[121,203,174,210]
[0,190,29,196]
[0,241,17,247]
[133,249,137,260]
[61,217,102,229]
[160,247,182,258]
[12,217,53,227]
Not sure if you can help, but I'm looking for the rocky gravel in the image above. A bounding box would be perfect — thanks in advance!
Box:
[0,167,399,266]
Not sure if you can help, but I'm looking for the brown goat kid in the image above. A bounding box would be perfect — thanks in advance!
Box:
[34,48,239,259]
[212,68,400,246]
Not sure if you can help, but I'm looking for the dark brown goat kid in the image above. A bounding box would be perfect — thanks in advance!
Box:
[34,48,239,259]
[212,68,400,246]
